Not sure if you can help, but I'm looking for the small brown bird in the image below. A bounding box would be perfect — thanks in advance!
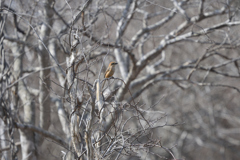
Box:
[102,62,118,88]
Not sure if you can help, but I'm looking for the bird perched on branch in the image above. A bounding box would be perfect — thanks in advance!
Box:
[102,62,118,88]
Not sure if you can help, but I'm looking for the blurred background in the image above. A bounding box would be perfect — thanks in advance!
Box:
[1,0,240,159]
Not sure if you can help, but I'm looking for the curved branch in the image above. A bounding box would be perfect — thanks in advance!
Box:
[15,123,69,149]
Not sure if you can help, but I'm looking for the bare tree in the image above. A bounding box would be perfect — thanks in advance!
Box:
[1,0,240,160]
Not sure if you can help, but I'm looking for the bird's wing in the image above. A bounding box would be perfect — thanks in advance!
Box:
[104,67,111,78]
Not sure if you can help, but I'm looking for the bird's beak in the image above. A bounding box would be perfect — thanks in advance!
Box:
[114,62,118,65]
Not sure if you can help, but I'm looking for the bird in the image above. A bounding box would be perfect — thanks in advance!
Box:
[102,62,118,88]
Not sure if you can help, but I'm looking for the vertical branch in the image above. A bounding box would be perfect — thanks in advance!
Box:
[11,43,37,160]
[85,84,95,160]
[199,0,205,16]
[95,80,104,159]
[0,14,12,156]
[37,0,54,145]
[66,53,82,157]
[115,0,137,80]
[96,80,104,122]
[49,39,70,142]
